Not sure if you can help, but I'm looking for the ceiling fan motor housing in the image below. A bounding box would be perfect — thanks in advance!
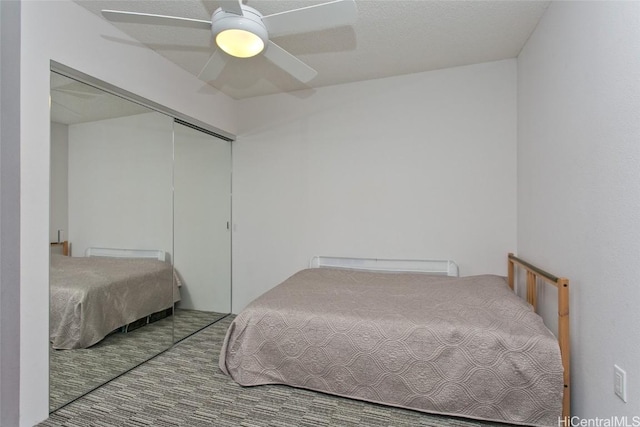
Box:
[211,5,268,57]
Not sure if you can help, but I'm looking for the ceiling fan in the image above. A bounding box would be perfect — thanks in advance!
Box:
[102,0,357,83]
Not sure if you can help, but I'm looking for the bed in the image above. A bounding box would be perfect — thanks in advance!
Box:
[50,243,181,350]
[220,254,570,427]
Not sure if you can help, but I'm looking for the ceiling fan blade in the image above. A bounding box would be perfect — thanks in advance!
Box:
[262,0,357,38]
[101,10,211,30]
[198,49,228,82]
[263,41,317,83]
[218,0,243,15]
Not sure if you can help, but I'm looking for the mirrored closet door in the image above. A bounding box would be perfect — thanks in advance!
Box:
[173,121,231,341]
[49,71,232,411]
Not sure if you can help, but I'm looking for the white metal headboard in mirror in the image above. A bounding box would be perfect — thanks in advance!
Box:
[85,247,166,262]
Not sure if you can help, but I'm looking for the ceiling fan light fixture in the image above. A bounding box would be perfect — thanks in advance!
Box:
[211,6,268,58]
[216,29,264,58]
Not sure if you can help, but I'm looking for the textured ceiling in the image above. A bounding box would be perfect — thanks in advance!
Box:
[75,0,550,100]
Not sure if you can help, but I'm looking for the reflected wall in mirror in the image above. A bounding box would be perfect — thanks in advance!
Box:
[49,72,175,410]
[173,122,231,341]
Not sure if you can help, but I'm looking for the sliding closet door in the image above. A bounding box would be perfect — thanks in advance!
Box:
[173,121,231,341]
[50,72,175,411]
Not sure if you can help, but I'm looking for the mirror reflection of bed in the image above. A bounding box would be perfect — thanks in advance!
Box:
[49,71,231,411]
[49,243,177,408]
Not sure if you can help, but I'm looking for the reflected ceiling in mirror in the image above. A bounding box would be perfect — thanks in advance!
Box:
[50,72,150,125]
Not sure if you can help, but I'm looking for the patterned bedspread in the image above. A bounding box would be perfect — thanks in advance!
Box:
[50,254,180,349]
[220,268,563,426]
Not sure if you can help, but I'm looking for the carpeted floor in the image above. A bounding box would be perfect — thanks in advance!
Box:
[43,316,513,427]
[50,309,227,411]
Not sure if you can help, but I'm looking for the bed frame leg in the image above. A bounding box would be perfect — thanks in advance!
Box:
[507,252,515,290]
[558,278,571,422]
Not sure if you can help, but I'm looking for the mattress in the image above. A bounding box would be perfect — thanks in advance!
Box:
[50,254,180,349]
[220,268,564,426]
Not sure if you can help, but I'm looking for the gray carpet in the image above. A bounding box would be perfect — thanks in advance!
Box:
[50,309,227,411]
[173,309,228,343]
[43,316,513,427]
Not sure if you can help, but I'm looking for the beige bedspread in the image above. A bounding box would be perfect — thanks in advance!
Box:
[220,268,563,427]
[50,255,180,349]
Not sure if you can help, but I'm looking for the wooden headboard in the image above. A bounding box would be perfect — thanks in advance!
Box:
[50,240,69,256]
[507,253,570,423]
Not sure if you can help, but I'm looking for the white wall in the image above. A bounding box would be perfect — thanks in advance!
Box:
[50,122,68,244]
[232,59,517,312]
[0,1,21,425]
[68,112,173,258]
[518,1,640,420]
[20,1,236,425]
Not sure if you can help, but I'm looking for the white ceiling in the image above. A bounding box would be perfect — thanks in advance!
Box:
[75,0,550,100]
